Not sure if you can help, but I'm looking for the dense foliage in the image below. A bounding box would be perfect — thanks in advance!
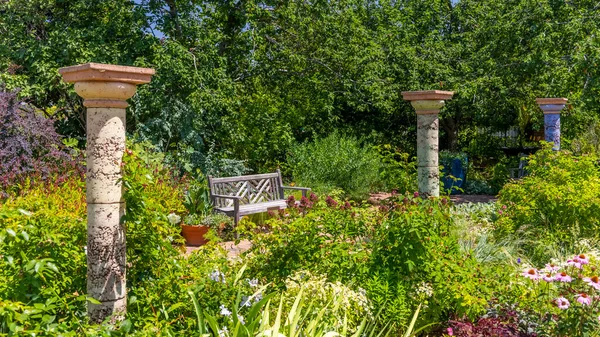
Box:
[2,0,599,171]
[241,194,510,331]
[496,145,600,261]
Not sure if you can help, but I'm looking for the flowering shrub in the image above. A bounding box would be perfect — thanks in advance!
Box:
[496,144,600,261]
[518,253,600,336]
[244,192,504,332]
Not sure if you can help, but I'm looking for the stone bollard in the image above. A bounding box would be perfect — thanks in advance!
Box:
[402,90,454,197]
[536,98,568,151]
[58,63,154,324]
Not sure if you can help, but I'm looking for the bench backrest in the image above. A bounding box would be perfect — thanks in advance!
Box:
[208,169,285,208]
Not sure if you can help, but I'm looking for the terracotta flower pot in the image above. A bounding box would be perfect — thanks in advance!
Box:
[180,224,210,246]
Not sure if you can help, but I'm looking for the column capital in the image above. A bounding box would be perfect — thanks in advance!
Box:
[402,90,454,114]
[59,63,155,108]
[536,98,568,114]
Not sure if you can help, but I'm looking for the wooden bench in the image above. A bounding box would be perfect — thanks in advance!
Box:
[208,169,310,225]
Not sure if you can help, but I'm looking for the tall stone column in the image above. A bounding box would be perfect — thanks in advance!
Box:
[402,90,454,197]
[58,63,154,323]
[536,98,567,151]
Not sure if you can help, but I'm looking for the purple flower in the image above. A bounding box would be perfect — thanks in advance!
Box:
[542,273,555,282]
[567,258,583,269]
[577,293,592,306]
[517,258,521,264]
[413,191,420,198]
[325,196,338,208]
[583,276,600,290]
[545,263,560,272]
[555,272,573,283]
[556,297,570,309]
[578,254,590,265]
[522,268,540,280]
[210,270,226,283]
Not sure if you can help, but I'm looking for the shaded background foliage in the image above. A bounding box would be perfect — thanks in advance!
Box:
[1,0,599,172]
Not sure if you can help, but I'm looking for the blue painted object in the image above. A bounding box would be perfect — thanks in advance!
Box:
[441,157,467,194]
[544,113,561,151]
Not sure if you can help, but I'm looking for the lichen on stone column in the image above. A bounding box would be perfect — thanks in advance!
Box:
[402,91,454,197]
[58,63,154,324]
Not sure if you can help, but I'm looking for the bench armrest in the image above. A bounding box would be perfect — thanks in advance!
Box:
[283,186,311,198]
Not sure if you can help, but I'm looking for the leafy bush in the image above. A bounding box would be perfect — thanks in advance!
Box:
[287,132,382,200]
[447,308,535,337]
[243,193,504,331]
[0,90,82,197]
[376,144,417,194]
[571,119,600,155]
[496,144,600,260]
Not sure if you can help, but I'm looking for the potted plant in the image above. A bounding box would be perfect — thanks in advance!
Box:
[179,176,214,246]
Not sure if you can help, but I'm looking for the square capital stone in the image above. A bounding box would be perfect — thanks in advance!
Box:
[59,63,155,85]
[536,98,568,105]
[402,90,454,101]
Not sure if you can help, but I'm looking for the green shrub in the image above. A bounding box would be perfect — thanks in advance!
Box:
[496,144,600,261]
[287,132,382,200]
[376,144,417,194]
[243,194,501,331]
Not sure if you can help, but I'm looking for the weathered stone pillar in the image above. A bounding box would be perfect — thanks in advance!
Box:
[58,63,154,323]
[401,90,454,197]
[536,98,567,151]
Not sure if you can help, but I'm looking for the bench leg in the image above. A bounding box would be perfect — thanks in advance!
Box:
[234,211,240,240]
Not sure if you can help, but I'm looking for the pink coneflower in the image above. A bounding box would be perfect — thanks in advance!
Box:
[522,268,540,280]
[542,273,555,282]
[446,327,454,336]
[584,276,600,290]
[578,254,590,265]
[555,272,573,283]
[545,263,560,272]
[577,293,592,306]
[567,258,583,269]
[556,297,570,309]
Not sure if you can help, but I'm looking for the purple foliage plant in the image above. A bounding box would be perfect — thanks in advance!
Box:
[0,90,82,196]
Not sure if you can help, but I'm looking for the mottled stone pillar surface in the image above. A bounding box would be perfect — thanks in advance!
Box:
[402,90,454,197]
[58,63,154,324]
[536,98,568,151]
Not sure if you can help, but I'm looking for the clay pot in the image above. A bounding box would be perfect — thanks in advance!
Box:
[180,224,210,246]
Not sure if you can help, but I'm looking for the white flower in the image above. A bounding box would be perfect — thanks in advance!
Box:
[247,279,259,287]
[210,270,226,283]
[84,246,87,255]
[167,213,181,225]
[237,314,245,325]
[218,327,229,337]
[220,305,232,317]
[241,296,252,307]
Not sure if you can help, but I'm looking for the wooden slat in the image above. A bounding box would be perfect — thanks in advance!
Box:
[210,172,279,184]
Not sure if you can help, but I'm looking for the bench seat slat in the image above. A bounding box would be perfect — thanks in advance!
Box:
[215,200,287,216]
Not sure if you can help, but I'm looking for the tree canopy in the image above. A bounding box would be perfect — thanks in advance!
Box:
[1,0,599,171]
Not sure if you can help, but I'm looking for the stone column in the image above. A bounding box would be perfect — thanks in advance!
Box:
[536,98,568,151]
[401,90,454,197]
[58,63,154,323]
